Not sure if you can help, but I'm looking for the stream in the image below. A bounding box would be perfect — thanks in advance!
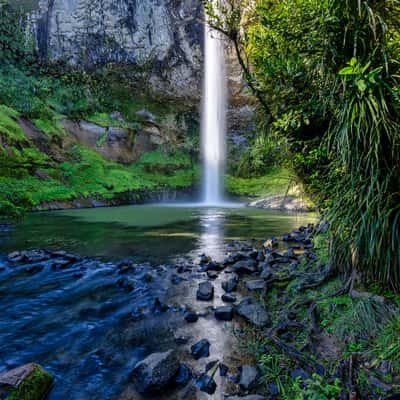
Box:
[0,205,317,399]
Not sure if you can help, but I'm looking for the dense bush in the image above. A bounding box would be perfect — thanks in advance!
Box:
[206,0,400,290]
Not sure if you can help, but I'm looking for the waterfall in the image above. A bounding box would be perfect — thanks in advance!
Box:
[201,11,227,206]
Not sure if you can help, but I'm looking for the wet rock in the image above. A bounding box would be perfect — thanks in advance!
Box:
[196,281,214,301]
[25,264,44,274]
[248,250,258,259]
[196,374,216,394]
[0,264,5,272]
[171,274,186,285]
[219,363,229,376]
[152,298,169,314]
[132,350,179,394]
[116,277,134,292]
[0,363,54,400]
[245,279,266,291]
[239,365,260,390]
[205,261,224,272]
[215,306,233,321]
[7,251,25,263]
[144,272,154,282]
[222,293,237,303]
[175,336,189,345]
[51,258,73,270]
[256,251,265,262]
[117,260,133,274]
[226,396,266,400]
[175,363,192,384]
[233,259,257,274]
[205,360,219,372]
[222,277,238,293]
[184,311,199,323]
[200,254,211,264]
[191,339,210,360]
[283,233,293,241]
[291,368,309,381]
[131,307,143,321]
[73,272,84,279]
[207,270,219,279]
[268,382,280,395]
[236,298,271,328]
[259,267,273,280]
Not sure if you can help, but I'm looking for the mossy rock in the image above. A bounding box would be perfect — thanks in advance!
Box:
[0,363,54,400]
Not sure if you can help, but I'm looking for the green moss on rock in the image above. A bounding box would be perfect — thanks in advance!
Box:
[1,364,54,400]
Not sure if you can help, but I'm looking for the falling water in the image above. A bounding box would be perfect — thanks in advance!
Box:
[202,11,227,205]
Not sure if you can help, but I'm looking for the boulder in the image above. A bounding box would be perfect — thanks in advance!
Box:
[232,259,258,274]
[222,278,238,293]
[196,281,214,301]
[175,364,192,385]
[184,311,199,323]
[132,350,179,393]
[236,298,271,328]
[215,306,233,321]
[0,363,54,400]
[239,365,260,390]
[222,293,237,303]
[196,374,216,394]
[191,339,210,360]
[245,280,266,291]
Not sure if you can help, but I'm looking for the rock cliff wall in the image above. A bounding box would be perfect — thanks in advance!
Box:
[29,0,203,101]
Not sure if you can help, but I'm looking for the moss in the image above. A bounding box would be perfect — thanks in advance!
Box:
[86,112,131,129]
[0,104,27,144]
[226,167,294,197]
[32,117,65,138]
[6,364,54,400]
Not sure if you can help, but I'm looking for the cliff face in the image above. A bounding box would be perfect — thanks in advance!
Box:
[29,0,203,100]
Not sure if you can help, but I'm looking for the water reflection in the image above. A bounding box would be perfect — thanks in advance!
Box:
[198,208,226,261]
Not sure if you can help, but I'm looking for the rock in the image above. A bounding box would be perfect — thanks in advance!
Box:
[184,311,199,323]
[222,277,238,293]
[245,280,266,291]
[215,306,233,321]
[222,293,237,303]
[291,368,309,381]
[226,396,266,400]
[205,360,219,372]
[109,110,124,120]
[191,339,210,360]
[132,350,179,394]
[175,363,192,385]
[7,251,24,263]
[268,382,280,395]
[152,298,169,314]
[233,259,258,274]
[135,109,156,123]
[0,363,54,400]
[239,365,260,390]
[196,374,216,394]
[144,272,154,282]
[196,281,214,301]
[171,274,186,285]
[116,277,134,292]
[25,264,44,274]
[0,264,5,272]
[205,261,224,272]
[175,336,189,345]
[219,363,229,376]
[200,254,211,264]
[207,270,219,279]
[236,298,271,328]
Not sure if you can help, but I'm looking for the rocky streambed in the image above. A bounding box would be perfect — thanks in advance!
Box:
[0,223,320,399]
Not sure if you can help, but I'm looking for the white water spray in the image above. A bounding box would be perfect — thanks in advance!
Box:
[201,10,227,205]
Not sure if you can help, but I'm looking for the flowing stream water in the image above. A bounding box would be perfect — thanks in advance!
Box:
[202,10,227,205]
[0,206,318,399]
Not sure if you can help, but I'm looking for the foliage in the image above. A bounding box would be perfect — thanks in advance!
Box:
[226,167,295,197]
[207,0,400,290]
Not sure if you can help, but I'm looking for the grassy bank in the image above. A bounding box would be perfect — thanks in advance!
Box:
[240,232,400,399]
